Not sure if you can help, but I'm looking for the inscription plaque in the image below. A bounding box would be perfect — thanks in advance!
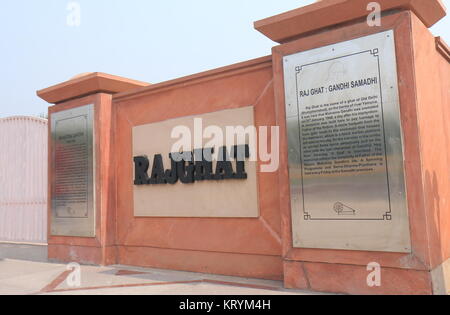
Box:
[283,30,411,252]
[51,104,95,237]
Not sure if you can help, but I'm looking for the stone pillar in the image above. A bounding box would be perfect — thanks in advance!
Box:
[255,0,449,294]
[37,73,148,265]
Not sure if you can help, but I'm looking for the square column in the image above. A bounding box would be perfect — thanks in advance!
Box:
[37,73,148,265]
[256,0,449,294]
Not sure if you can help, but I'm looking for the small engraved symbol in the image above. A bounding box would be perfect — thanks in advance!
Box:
[67,207,75,216]
[334,202,357,216]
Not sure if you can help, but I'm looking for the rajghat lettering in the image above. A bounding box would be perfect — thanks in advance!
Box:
[134,145,250,185]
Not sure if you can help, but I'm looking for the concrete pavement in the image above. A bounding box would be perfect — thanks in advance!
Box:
[0,242,48,262]
[0,258,331,295]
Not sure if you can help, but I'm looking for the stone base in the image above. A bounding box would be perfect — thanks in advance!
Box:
[432,259,450,295]
[48,244,116,266]
[283,261,433,295]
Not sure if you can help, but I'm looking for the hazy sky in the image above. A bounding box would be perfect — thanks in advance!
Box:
[0,0,449,117]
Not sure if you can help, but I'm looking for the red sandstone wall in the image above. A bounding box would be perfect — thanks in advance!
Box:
[437,43,450,265]
[47,93,117,266]
[111,56,283,280]
[42,2,449,296]
[272,11,440,295]
[411,14,450,268]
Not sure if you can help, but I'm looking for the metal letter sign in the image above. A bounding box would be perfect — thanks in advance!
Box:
[283,30,411,252]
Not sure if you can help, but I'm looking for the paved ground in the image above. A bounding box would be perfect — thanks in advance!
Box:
[0,243,48,262]
[0,244,330,295]
[0,259,330,295]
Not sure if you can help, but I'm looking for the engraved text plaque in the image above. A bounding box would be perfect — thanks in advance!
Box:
[283,31,411,252]
[51,104,95,237]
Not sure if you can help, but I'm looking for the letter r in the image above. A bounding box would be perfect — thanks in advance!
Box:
[133,156,149,185]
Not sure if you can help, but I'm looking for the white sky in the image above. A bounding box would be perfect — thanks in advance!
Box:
[0,0,448,117]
